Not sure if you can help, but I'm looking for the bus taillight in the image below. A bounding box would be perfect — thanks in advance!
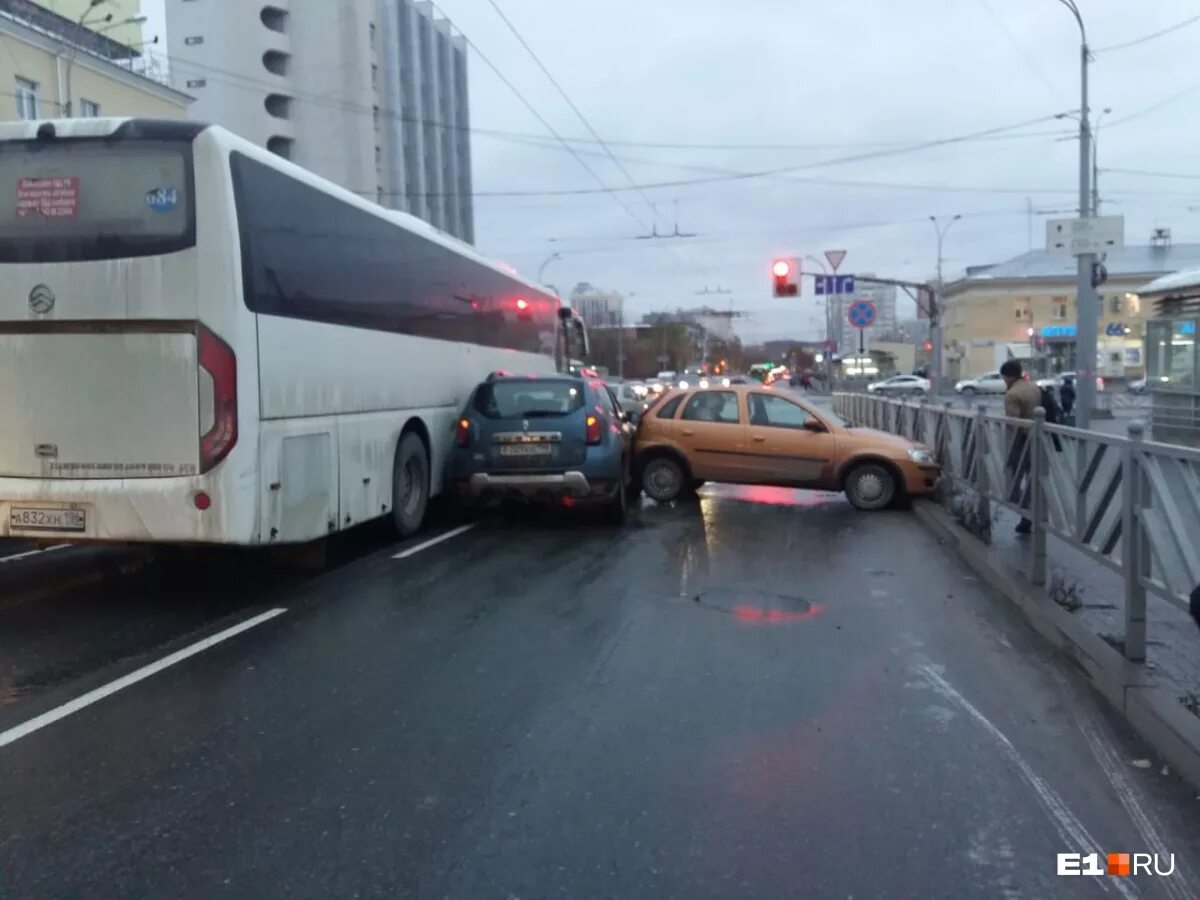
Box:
[198,325,238,474]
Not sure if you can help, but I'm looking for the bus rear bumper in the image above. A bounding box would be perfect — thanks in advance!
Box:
[0,476,247,545]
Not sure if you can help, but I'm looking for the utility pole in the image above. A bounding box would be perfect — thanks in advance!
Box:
[930,214,962,394]
[1058,0,1097,429]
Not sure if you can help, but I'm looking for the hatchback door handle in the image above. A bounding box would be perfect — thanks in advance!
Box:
[681,429,695,436]
[752,436,766,442]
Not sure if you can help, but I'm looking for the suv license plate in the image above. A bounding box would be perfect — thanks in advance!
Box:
[500,444,553,457]
[9,506,86,533]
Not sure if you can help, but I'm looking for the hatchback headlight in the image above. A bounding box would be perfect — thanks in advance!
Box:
[909,448,935,465]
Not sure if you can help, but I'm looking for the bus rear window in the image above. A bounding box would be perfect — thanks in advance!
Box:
[0,139,195,262]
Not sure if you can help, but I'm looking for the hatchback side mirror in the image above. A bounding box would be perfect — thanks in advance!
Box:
[803,419,827,433]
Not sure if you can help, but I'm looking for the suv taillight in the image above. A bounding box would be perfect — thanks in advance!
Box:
[198,324,237,474]
[585,414,602,445]
[455,418,471,447]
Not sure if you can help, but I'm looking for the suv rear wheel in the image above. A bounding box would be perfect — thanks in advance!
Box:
[641,456,686,503]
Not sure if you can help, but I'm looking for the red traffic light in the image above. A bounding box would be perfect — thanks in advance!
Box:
[772,258,799,297]
[923,342,933,351]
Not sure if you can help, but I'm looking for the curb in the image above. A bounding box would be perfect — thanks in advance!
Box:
[913,498,1200,791]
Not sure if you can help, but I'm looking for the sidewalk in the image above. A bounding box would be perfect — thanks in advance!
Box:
[974,503,1200,712]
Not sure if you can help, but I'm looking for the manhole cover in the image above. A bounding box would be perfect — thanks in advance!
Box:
[693,588,821,623]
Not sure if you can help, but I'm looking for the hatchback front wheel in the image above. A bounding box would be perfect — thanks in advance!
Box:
[641,456,686,503]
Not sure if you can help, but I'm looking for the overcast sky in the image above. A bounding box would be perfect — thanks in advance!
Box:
[143,0,1200,343]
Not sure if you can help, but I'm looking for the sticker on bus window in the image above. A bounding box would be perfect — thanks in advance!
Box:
[145,187,178,213]
[16,177,79,219]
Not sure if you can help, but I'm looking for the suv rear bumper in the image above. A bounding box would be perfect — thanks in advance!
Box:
[466,471,592,498]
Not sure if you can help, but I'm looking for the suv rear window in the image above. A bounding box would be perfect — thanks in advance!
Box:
[473,379,584,419]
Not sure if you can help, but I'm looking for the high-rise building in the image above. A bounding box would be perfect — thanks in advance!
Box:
[31,0,143,46]
[165,0,474,243]
[570,283,624,328]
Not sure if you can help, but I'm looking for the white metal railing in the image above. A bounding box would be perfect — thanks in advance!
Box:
[833,392,1200,663]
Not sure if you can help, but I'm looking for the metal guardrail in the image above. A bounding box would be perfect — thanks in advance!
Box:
[833,392,1200,663]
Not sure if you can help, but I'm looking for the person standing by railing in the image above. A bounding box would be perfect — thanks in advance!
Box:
[1001,360,1042,535]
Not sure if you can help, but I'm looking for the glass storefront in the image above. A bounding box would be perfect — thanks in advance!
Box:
[1147,318,1197,388]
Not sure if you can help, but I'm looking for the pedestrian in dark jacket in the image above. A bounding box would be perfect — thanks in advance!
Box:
[1059,376,1076,417]
[1001,360,1041,534]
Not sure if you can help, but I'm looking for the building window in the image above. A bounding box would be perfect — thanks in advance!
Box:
[15,77,38,120]
[371,64,378,87]
[186,78,207,89]
[373,105,380,128]
[79,98,100,117]
[261,6,287,32]
[1051,298,1068,320]
[1109,295,1123,314]
[265,93,292,119]
[263,50,290,76]
[1014,299,1031,320]
[184,36,204,46]
[369,22,376,44]
[266,136,294,159]
[375,145,382,170]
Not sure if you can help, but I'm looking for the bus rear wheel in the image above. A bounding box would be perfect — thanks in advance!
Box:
[392,433,430,538]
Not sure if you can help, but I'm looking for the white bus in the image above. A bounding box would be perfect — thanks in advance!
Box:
[0,118,585,546]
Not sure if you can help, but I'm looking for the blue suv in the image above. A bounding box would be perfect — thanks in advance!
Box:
[448,374,635,524]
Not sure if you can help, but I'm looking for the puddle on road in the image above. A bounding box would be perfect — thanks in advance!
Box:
[693,587,823,624]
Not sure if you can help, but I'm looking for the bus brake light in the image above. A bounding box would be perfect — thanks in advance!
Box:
[198,325,238,474]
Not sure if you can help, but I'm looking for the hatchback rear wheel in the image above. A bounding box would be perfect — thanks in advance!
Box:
[641,456,686,503]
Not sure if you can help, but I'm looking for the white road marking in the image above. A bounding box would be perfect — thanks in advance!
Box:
[0,608,287,749]
[916,662,1137,900]
[1074,705,1197,900]
[0,543,70,564]
[392,523,477,560]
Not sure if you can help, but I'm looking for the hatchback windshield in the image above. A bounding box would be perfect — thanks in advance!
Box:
[473,379,584,418]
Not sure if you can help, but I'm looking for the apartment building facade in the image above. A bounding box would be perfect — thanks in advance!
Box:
[941,242,1200,381]
[2,0,188,124]
[165,0,474,242]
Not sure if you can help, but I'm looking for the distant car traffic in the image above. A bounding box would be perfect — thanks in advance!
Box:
[632,385,939,510]
[607,380,645,421]
[1037,371,1105,392]
[866,375,931,397]
[449,374,635,523]
[1128,377,1148,394]
[954,371,1007,395]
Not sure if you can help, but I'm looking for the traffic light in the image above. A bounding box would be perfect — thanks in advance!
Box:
[772,258,799,297]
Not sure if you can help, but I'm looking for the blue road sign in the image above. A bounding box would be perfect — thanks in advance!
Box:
[847,300,877,329]
[813,274,855,295]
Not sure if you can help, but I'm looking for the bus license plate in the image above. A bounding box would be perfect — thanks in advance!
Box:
[9,506,86,533]
[500,444,553,457]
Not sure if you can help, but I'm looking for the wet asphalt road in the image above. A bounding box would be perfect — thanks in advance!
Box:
[3,488,1200,899]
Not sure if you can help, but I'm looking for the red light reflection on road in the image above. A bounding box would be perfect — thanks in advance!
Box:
[722,485,838,508]
[731,602,824,625]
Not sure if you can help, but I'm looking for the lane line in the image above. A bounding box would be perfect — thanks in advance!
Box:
[0,608,288,749]
[0,544,70,565]
[916,662,1137,900]
[1074,705,1197,900]
[392,523,477,559]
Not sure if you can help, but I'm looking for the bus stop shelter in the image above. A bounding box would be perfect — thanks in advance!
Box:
[1137,268,1200,446]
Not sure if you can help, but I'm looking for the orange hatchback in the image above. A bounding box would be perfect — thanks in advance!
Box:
[633,385,939,510]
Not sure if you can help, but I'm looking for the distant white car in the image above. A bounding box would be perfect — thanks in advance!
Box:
[867,375,931,396]
[1127,377,1147,394]
[1037,372,1105,392]
[954,371,1007,395]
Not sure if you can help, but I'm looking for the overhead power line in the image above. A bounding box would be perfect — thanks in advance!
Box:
[433,3,653,232]
[969,0,1067,104]
[484,0,659,223]
[1094,13,1200,52]
[1103,167,1200,181]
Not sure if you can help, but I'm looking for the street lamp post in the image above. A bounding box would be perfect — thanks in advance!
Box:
[1092,107,1112,214]
[1056,0,1098,429]
[62,0,115,117]
[930,214,962,393]
[537,252,562,290]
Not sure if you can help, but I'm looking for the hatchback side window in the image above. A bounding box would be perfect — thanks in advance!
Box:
[681,390,740,424]
[656,394,685,418]
[749,393,811,430]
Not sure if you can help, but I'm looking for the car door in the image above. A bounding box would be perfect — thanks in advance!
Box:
[602,384,636,452]
[979,372,1006,394]
[744,392,838,487]
[676,390,746,481]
